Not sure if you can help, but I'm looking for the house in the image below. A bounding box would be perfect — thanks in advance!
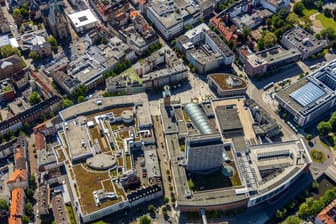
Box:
[8,188,25,224]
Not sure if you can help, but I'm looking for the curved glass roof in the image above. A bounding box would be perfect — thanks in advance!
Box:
[184,103,215,135]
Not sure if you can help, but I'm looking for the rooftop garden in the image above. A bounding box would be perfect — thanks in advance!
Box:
[73,164,121,214]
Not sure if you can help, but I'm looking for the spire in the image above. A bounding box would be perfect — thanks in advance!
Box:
[53,0,60,14]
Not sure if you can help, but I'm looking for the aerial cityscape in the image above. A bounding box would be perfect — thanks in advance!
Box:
[1,0,336,224]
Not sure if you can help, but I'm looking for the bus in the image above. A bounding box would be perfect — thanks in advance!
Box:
[263,82,274,91]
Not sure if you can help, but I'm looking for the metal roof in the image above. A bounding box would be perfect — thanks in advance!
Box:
[290,82,325,107]
[184,103,215,135]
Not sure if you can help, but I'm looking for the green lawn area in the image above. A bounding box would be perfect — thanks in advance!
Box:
[303,8,318,17]
[120,67,142,84]
[310,149,326,163]
[66,205,76,224]
[316,13,336,31]
[303,8,336,32]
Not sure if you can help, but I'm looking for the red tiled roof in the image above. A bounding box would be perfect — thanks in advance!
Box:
[8,188,24,224]
[317,199,336,224]
[6,169,27,184]
[35,132,45,151]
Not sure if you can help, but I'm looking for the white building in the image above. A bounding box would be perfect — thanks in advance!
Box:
[68,9,98,33]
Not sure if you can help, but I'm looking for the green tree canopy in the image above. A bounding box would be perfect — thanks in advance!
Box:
[317,121,332,136]
[62,98,74,108]
[139,215,151,224]
[0,45,21,58]
[28,91,41,105]
[71,85,88,100]
[286,13,299,25]
[321,27,336,41]
[147,204,155,213]
[0,199,9,211]
[293,2,305,16]
[29,51,39,61]
[77,95,86,103]
[263,32,277,48]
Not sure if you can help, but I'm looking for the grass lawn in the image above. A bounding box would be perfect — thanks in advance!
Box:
[120,67,143,84]
[303,8,318,17]
[126,155,132,170]
[316,14,336,32]
[73,165,121,214]
[66,205,76,224]
[303,8,336,32]
[310,149,326,163]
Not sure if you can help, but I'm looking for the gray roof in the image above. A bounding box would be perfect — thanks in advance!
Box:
[215,105,242,132]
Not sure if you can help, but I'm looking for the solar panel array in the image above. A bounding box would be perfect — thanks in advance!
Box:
[290,82,325,107]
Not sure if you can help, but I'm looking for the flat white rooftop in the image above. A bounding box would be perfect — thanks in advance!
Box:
[68,9,98,28]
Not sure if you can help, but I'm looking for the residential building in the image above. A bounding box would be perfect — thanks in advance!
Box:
[258,0,290,13]
[281,26,328,60]
[239,45,301,77]
[0,55,25,81]
[0,95,62,135]
[208,73,247,97]
[10,69,30,90]
[145,0,201,40]
[315,199,336,224]
[8,188,25,224]
[68,9,98,33]
[142,63,188,89]
[7,139,28,191]
[186,134,224,172]
[119,10,158,55]
[131,46,187,90]
[89,0,129,24]
[176,23,235,74]
[0,79,16,103]
[275,59,336,127]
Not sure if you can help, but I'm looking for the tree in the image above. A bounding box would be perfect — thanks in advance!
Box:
[293,2,305,16]
[263,32,277,48]
[139,215,151,224]
[77,95,86,103]
[0,199,8,211]
[242,26,251,41]
[325,8,332,18]
[71,85,88,100]
[62,98,73,108]
[278,7,290,19]
[28,51,39,61]
[316,0,323,11]
[25,202,33,216]
[28,91,41,105]
[317,121,332,136]
[257,39,265,50]
[164,197,169,204]
[284,215,301,224]
[321,27,336,41]
[26,188,34,199]
[306,134,313,141]
[48,36,58,52]
[188,178,195,191]
[0,45,21,58]
[329,112,336,131]
[147,204,155,213]
[162,206,167,214]
[286,13,299,25]
[22,215,30,224]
